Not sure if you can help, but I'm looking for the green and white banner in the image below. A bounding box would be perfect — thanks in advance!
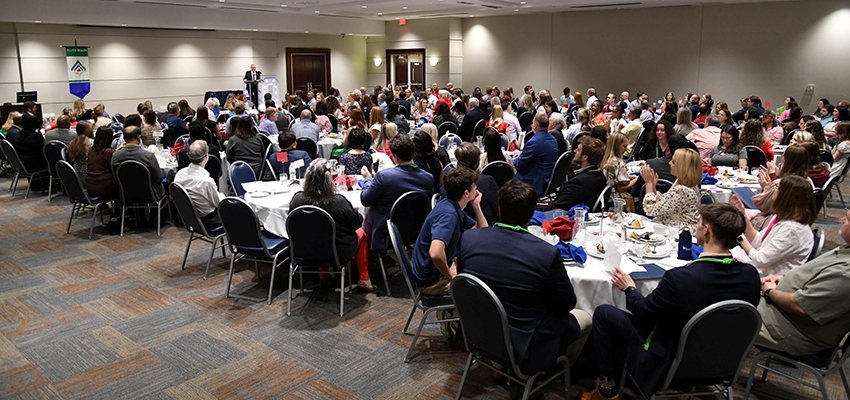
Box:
[66,46,90,98]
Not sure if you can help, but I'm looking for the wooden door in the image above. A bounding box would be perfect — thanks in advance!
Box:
[410,62,423,87]
[286,48,331,101]
[394,56,408,89]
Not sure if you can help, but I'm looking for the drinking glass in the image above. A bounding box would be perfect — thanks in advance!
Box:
[667,220,680,247]
[279,173,288,186]
[634,245,647,265]
[553,209,566,219]
[574,208,587,245]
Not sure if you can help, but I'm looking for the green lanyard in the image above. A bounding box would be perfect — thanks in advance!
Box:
[643,255,736,351]
[494,222,531,235]
[396,163,419,168]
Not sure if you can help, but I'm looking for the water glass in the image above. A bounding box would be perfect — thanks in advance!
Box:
[279,173,288,185]
[667,220,680,246]
[553,209,566,219]
[634,245,647,265]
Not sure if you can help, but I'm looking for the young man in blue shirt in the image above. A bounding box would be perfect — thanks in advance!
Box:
[411,167,487,295]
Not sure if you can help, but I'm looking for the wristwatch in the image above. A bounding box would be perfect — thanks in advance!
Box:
[624,286,636,293]
[737,235,745,243]
[763,288,774,305]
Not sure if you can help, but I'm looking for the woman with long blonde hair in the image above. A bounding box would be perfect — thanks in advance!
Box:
[368,106,384,142]
[601,132,638,195]
[487,105,509,134]
[374,122,397,160]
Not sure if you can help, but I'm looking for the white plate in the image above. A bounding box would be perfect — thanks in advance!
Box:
[625,219,645,229]
[630,246,671,259]
[628,232,666,243]
[716,181,740,189]
[246,191,270,198]
[586,244,605,258]
[582,214,601,225]
[270,185,292,194]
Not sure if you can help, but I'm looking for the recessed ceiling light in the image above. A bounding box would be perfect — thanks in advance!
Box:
[395,17,399,20]
[468,14,473,17]
[520,1,526,4]
[378,12,382,16]
[361,5,367,8]
[219,0,225,2]
[402,6,408,9]
[281,4,286,7]
[121,23,127,26]
[348,32,353,35]
[315,10,320,13]
[305,31,309,33]
[193,26,198,29]
[34,20,41,23]
[253,29,258,31]
[514,8,518,11]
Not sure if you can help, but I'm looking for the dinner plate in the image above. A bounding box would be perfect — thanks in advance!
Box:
[736,176,758,184]
[585,244,605,258]
[246,191,270,198]
[582,214,601,225]
[628,232,666,243]
[270,185,292,194]
[625,219,645,229]
[630,246,671,259]
[716,181,740,189]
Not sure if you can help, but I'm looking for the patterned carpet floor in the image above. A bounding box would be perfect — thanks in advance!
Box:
[0,172,848,400]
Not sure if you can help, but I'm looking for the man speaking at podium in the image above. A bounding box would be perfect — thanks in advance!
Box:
[243,64,261,109]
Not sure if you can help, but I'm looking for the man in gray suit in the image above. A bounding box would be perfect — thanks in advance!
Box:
[289,109,320,144]
[44,115,76,145]
[112,126,165,198]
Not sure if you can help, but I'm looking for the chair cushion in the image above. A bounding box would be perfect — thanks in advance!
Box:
[88,196,111,204]
[206,224,225,237]
[420,294,453,307]
[234,231,288,257]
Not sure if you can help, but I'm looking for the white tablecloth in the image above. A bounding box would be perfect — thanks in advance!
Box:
[242,181,365,238]
[266,134,341,158]
[563,218,690,314]
[700,172,762,203]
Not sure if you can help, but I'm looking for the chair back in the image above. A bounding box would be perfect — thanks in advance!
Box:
[591,186,614,212]
[399,105,409,119]
[204,154,222,186]
[638,179,675,201]
[217,197,272,257]
[481,161,515,188]
[438,134,462,149]
[257,144,274,180]
[809,227,825,262]
[473,119,486,139]
[44,140,69,176]
[662,300,761,390]
[115,160,159,203]
[510,98,520,113]
[183,115,194,123]
[390,191,431,246]
[258,134,272,151]
[700,190,716,204]
[451,274,521,377]
[112,113,126,124]
[388,221,426,305]
[629,126,653,161]
[543,151,573,197]
[518,112,533,132]
[229,160,256,197]
[745,145,767,174]
[437,121,458,139]
[442,161,456,176]
[1,139,27,174]
[328,114,339,132]
[819,149,834,167]
[838,158,850,183]
[570,132,588,153]
[296,137,318,159]
[56,160,91,204]
[782,129,798,145]
[685,140,699,153]
[287,205,341,267]
[170,182,211,236]
[499,133,509,150]
[276,112,292,133]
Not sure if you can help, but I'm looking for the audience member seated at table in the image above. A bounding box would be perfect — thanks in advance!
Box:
[89,102,111,130]
[44,115,76,145]
[687,114,722,163]
[580,203,761,399]
[763,109,785,145]
[830,121,850,178]
[621,108,642,156]
[630,134,689,199]
[67,121,93,183]
[413,99,433,123]
[174,141,224,231]
[800,142,830,188]
[368,106,385,143]
[413,131,443,194]
[708,124,747,170]
[640,148,701,231]
[337,128,372,176]
[224,101,253,140]
[386,102,410,135]
[141,109,162,147]
[755,209,850,357]
[178,121,221,170]
[290,109,320,144]
[195,106,218,145]
[740,119,775,162]
[412,167,487,295]
[486,104,509,134]
[733,175,817,277]
[458,179,590,373]
[10,114,48,190]
[112,126,165,198]
[673,107,698,137]
[289,159,376,291]
[457,97,486,143]
[0,111,21,142]
[360,134,434,251]
[267,132,312,178]
[636,120,673,161]
[445,142,499,226]
[747,146,812,230]
[226,117,265,177]
[479,127,513,173]
[513,112,558,194]
[419,123,450,168]
[431,102,457,134]
[85,127,119,198]
[373,122,397,160]
[602,133,638,199]
[164,101,188,147]
[548,112,569,156]
[540,136,607,211]
[808,121,832,151]
[257,107,279,137]
[732,95,765,122]
[313,101,332,135]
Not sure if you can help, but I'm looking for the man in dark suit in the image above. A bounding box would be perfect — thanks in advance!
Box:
[177,121,220,170]
[539,136,606,211]
[456,97,486,142]
[629,133,688,199]
[513,112,558,194]
[548,112,568,156]
[580,203,761,399]
[242,64,261,109]
[731,95,765,122]
[458,179,591,374]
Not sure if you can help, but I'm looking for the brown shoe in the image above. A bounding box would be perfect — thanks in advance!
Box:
[357,280,377,292]
[492,370,507,384]
[579,387,619,400]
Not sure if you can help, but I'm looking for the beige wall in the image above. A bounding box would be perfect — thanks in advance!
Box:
[0,23,368,116]
[461,0,850,110]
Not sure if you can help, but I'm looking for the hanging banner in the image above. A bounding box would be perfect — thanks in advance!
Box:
[66,46,90,99]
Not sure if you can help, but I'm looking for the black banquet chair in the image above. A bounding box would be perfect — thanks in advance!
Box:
[286,205,353,316]
[375,190,431,296]
[44,140,69,201]
[451,273,571,400]
[1,139,49,199]
[481,161,515,188]
[170,183,228,279]
[296,137,318,159]
[388,221,457,362]
[115,160,172,236]
[56,160,113,239]
[218,197,289,305]
[745,145,767,174]
[541,151,573,200]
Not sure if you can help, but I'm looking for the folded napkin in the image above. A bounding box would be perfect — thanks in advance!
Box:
[334,174,356,190]
[557,241,587,264]
[567,204,590,220]
[530,210,546,226]
[703,165,718,176]
[543,217,578,240]
[700,172,718,185]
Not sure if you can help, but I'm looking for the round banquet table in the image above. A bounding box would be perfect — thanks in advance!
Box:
[700,170,762,203]
[242,181,366,238]
[560,214,691,314]
[267,134,342,159]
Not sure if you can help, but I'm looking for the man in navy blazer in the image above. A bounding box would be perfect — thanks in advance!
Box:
[513,112,558,194]
[458,180,591,374]
[360,134,433,250]
[539,136,607,211]
[456,97,487,143]
[580,203,761,400]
